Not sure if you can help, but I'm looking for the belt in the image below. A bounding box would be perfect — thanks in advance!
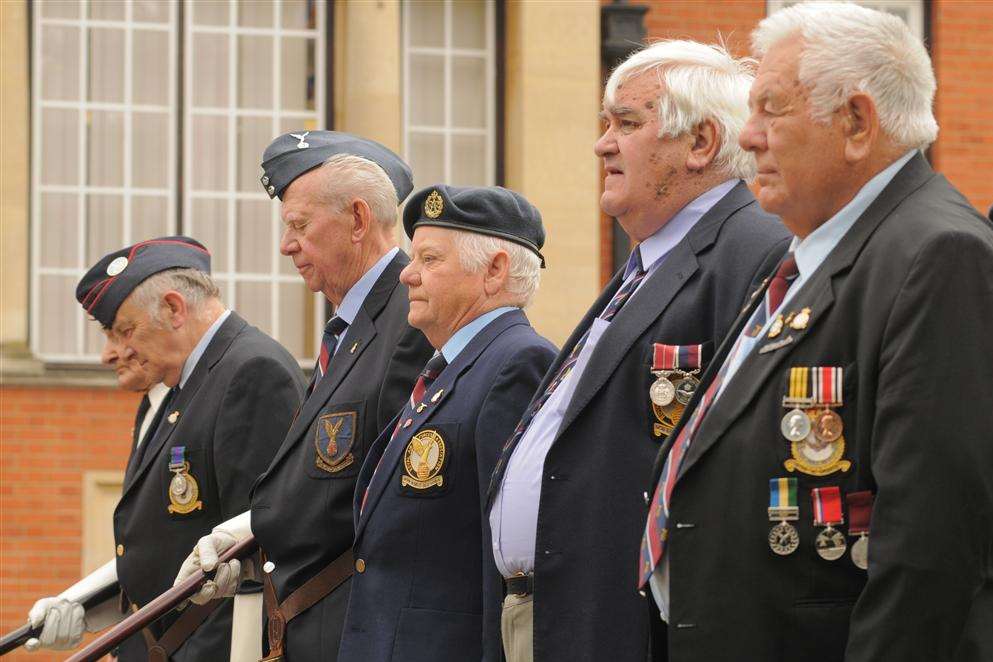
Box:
[133,598,221,662]
[261,548,354,662]
[503,572,534,597]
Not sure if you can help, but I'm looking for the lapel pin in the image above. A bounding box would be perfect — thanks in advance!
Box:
[431,389,443,403]
[350,341,359,354]
[790,307,811,330]
[168,411,180,424]
[416,403,427,413]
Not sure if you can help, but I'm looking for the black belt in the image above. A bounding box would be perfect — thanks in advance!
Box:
[503,573,534,597]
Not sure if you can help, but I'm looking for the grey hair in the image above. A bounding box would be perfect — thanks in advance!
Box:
[452,230,541,308]
[604,39,758,180]
[128,268,221,323]
[752,1,938,150]
[316,153,399,227]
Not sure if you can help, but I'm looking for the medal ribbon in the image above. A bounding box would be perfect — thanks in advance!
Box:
[169,445,186,470]
[652,344,702,371]
[787,366,810,405]
[846,491,873,535]
[812,366,843,406]
[769,477,797,510]
[811,486,844,526]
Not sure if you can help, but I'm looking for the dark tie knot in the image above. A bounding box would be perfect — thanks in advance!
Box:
[324,315,348,338]
[421,353,448,380]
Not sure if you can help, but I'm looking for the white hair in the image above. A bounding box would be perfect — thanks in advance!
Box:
[128,268,220,323]
[752,1,938,149]
[316,153,399,227]
[604,39,758,180]
[452,230,541,308]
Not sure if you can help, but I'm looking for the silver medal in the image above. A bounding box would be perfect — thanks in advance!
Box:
[650,376,676,407]
[169,473,191,504]
[850,535,868,570]
[815,526,847,561]
[780,408,811,442]
[768,521,800,556]
[674,376,699,405]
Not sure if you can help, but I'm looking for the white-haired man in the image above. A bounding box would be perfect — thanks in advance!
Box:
[336,185,557,662]
[486,40,790,662]
[638,3,993,660]
[173,132,434,661]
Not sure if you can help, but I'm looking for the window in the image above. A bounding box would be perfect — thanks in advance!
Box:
[30,0,327,363]
[402,0,497,197]
[766,1,925,38]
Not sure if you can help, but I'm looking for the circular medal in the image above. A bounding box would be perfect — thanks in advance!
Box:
[169,473,189,501]
[815,526,847,561]
[768,522,799,556]
[674,376,699,405]
[780,408,811,442]
[850,535,868,570]
[813,409,843,443]
[650,376,676,407]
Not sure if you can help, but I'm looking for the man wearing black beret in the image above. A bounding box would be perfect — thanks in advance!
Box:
[26,236,306,660]
[174,131,434,661]
[336,185,557,662]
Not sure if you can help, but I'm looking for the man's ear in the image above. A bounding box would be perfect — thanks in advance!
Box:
[350,198,374,244]
[841,93,878,163]
[685,119,720,172]
[483,250,510,297]
[162,291,188,329]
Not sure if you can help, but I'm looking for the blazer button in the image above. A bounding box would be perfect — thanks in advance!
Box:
[116,544,124,557]
[355,558,366,573]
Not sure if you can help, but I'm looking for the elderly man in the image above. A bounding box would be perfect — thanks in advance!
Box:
[26,237,305,660]
[173,132,434,661]
[638,3,993,661]
[336,185,557,662]
[485,40,789,662]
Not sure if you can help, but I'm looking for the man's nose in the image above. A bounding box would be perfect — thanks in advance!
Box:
[739,113,765,152]
[399,262,417,286]
[279,228,297,256]
[594,127,617,157]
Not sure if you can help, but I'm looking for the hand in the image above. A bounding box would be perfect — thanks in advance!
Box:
[25,597,85,651]
[174,530,243,605]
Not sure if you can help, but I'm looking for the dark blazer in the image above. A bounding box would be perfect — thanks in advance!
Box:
[339,309,557,662]
[250,252,435,662]
[649,154,993,661]
[114,312,305,661]
[485,182,789,662]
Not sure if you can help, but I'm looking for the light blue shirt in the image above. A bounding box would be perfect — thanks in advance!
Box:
[179,309,231,388]
[490,179,740,578]
[650,149,918,620]
[441,306,518,363]
[330,247,400,355]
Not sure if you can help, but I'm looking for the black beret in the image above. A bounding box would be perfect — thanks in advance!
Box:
[403,185,546,267]
[75,236,211,328]
[260,130,413,203]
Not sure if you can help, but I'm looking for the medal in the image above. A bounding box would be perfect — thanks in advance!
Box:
[167,446,203,515]
[674,375,699,405]
[650,344,704,436]
[811,486,846,561]
[846,490,873,570]
[783,367,850,476]
[813,409,843,443]
[650,374,676,407]
[768,478,800,556]
[780,408,810,442]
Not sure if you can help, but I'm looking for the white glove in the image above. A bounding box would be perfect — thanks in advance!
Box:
[25,597,85,651]
[174,511,253,605]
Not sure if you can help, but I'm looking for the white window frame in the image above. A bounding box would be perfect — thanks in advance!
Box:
[766,0,924,38]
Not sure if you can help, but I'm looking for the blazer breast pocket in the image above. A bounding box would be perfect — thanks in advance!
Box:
[307,400,365,480]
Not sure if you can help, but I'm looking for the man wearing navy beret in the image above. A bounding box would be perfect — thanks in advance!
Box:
[26,236,306,660]
[174,131,434,661]
[336,185,557,662]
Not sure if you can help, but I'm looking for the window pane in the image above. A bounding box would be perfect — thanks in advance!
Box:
[238,35,273,108]
[452,0,486,49]
[133,30,170,106]
[134,0,171,23]
[39,193,80,269]
[237,116,271,192]
[88,111,125,187]
[190,115,229,191]
[39,276,78,355]
[282,0,316,29]
[132,196,170,239]
[410,55,444,126]
[193,33,229,107]
[278,282,310,358]
[451,134,486,186]
[235,282,273,335]
[85,319,107,354]
[194,1,229,26]
[236,201,273,273]
[133,112,170,188]
[42,26,80,101]
[189,199,229,271]
[452,57,486,128]
[89,1,125,21]
[89,28,125,103]
[41,109,79,185]
[280,117,318,136]
[408,131,445,191]
[281,37,316,111]
[42,1,79,19]
[409,0,444,48]
[239,0,273,27]
[86,195,124,264]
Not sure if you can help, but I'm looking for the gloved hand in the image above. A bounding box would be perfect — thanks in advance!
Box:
[25,597,85,651]
[174,511,253,605]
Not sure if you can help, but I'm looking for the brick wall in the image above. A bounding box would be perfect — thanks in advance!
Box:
[1,386,136,661]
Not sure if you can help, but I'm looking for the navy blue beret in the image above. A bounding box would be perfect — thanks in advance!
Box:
[403,185,546,267]
[260,130,413,203]
[75,236,211,328]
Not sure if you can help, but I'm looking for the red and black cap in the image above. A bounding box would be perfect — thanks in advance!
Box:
[75,236,211,328]
[403,185,546,267]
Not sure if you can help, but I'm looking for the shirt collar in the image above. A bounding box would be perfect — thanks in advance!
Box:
[334,247,400,325]
[792,150,917,279]
[631,179,739,277]
[179,308,231,388]
[440,306,518,363]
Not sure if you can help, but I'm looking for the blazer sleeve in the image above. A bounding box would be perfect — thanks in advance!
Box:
[212,354,304,520]
[845,231,993,661]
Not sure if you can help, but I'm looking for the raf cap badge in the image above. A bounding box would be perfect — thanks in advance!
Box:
[167,446,203,514]
[290,131,310,149]
[401,429,446,491]
[315,411,356,474]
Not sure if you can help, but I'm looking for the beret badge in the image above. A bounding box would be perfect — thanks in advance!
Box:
[106,256,129,276]
[424,190,444,219]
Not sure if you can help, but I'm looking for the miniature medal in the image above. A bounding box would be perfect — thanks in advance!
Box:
[768,478,800,556]
[812,486,846,561]
[846,490,874,570]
